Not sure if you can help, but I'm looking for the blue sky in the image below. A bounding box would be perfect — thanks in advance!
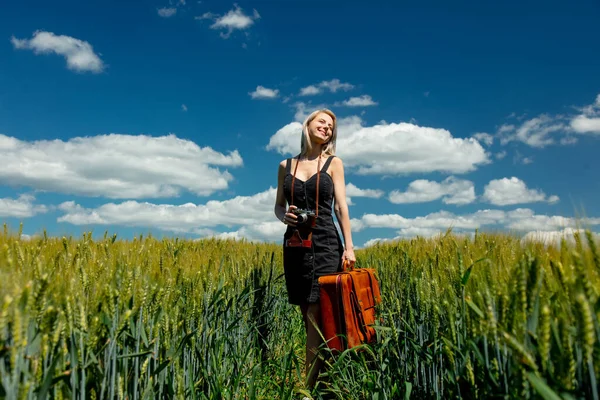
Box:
[1,0,600,247]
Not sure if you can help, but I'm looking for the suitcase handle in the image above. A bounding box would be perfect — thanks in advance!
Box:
[342,259,354,271]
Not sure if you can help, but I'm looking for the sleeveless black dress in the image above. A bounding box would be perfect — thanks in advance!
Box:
[282,156,344,305]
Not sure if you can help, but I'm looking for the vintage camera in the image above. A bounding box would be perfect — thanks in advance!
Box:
[292,208,317,226]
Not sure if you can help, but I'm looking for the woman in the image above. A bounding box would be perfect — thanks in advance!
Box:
[274,108,356,390]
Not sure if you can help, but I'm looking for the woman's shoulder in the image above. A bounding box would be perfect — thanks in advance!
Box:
[278,156,292,167]
[328,155,344,168]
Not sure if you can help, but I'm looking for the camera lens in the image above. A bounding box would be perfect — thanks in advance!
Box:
[297,213,307,224]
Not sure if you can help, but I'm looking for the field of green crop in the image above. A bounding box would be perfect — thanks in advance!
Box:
[1,223,599,399]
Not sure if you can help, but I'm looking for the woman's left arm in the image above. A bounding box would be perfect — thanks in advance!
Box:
[331,157,356,265]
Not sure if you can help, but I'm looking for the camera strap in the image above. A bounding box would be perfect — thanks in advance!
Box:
[291,154,321,228]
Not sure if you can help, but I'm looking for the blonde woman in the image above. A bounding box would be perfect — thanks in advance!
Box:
[274,108,356,390]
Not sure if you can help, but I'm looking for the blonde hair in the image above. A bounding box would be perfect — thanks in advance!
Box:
[300,109,337,157]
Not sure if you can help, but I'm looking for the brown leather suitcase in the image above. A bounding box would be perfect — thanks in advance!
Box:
[318,261,382,352]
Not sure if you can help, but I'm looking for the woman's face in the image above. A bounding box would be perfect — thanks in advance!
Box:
[308,112,334,144]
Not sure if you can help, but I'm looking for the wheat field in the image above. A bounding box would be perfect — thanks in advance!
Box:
[1,223,599,399]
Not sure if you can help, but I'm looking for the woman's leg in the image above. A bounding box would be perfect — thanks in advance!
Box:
[300,302,323,389]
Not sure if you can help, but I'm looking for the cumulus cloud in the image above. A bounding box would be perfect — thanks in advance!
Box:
[54,185,600,245]
[352,208,600,240]
[0,194,48,218]
[495,151,507,160]
[11,31,105,73]
[490,93,600,147]
[299,79,354,96]
[157,7,177,17]
[299,86,321,96]
[249,85,279,99]
[521,227,600,246]
[290,102,330,122]
[266,116,490,175]
[571,116,600,134]
[337,95,378,107]
[512,151,534,165]
[365,226,600,247]
[266,121,302,156]
[388,177,475,205]
[196,5,260,38]
[499,115,565,148]
[57,187,285,242]
[482,177,559,206]
[502,208,596,231]
[472,132,494,146]
[364,228,448,246]
[345,182,384,205]
[0,133,242,199]
[570,94,600,134]
[210,221,286,243]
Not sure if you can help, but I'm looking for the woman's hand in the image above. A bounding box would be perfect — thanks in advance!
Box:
[342,247,356,268]
[282,205,298,227]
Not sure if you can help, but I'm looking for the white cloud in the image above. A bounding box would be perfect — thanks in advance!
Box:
[351,209,501,235]
[0,133,242,199]
[504,208,600,231]
[345,182,384,205]
[362,229,446,247]
[338,95,378,107]
[388,177,475,205]
[492,93,600,146]
[499,115,565,148]
[291,102,330,122]
[570,116,600,134]
[197,5,260,38]
[522,157,533,165]
[56,188,600,245]
[560,136,578,145]
[364,226,600,247]
[521,227,599,246]
[299,79,354,96]
[511,151,533,165]
[211,221,285,243]
[482,177,559,206]
[498,124,516,134]
[266,121,302,155]
[299,85,321,96]
[362,237,395,247]
[249,85,279,99]
[351,208,600,240]
[181,104,188,112]
[158,7,177,17]
[0,194,48,218]
[11,31,105,73]
[57,187,285,242]
[320,79,354,93]
[472,132,494,146]
[197,12,217,20]
[346,183,384,199]
[495,151,507,160]
[570,94,600,134]
[267,117,490,175]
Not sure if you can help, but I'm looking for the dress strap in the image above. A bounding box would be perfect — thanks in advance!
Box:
[285,158,292,174]
[321,156,336,174]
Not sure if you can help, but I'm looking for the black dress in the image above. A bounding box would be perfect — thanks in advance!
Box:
[282,156,344,305]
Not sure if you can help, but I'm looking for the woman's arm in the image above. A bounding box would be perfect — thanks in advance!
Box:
[331,157,356,264]
[274,160,297,226]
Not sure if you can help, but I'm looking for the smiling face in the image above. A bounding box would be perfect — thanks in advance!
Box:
[307,112,334,144]
[300,108,338,157]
